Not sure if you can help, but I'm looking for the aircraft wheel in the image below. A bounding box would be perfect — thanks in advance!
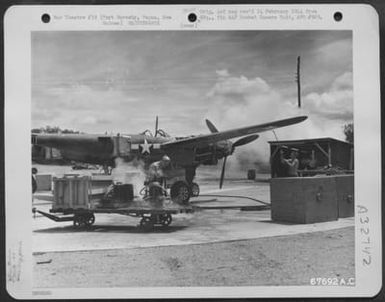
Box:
[191,182,200,197]
[140,216,154,231]
[170,181,191,204]
[160,214,172,226]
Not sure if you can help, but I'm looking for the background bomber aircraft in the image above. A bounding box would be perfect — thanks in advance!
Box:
[32,115,307,200]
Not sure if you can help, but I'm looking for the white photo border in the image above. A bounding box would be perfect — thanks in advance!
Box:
[4,4,381,299]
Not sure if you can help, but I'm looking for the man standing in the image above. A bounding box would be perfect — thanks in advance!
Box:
[145,155,171,200]
[32,167,38,215]
[146,155,171,185]
[32,167,38,194]
[281,149,299,177]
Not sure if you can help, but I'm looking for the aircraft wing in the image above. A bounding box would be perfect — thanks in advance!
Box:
[161,116,307,149]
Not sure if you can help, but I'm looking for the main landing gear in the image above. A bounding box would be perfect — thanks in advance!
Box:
[170,181,190,204]
[169,181,200,204]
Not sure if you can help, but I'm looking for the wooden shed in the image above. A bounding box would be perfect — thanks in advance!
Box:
[268,137,353,178]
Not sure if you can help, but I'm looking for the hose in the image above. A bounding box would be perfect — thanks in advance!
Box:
[196,194,270,206]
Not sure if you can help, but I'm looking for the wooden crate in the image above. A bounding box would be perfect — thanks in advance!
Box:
[52,175,90,210]
[335,175,354,218]
[271,176,338,223]
[35,174,52,191]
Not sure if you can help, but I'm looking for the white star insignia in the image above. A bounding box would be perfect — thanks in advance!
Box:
[140,138,151,154]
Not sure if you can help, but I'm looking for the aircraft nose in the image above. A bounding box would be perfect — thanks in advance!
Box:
[215,140,233,156]
[225,141,234,155]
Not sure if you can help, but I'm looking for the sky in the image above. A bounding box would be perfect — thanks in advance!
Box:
[32,30,353,168]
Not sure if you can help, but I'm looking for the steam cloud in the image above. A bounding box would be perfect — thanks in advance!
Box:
[205,70,353,173]
[112,157,179,208]
[112,157,146,196]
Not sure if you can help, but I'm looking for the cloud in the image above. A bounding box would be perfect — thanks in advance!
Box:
[215,69,230,77]
[303,72,353,120]
[206,73,292,127]
[208,75,272,99]
[331,71,353,91]
[81,116,98,125]
[32,84,140,132]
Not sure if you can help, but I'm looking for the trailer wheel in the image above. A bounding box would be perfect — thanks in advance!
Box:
[140,216,154,232]
[85,213,95,226]
[160,214,172,226]
[191,182,200,197]
[73,215,85,228]
[170,181,191,204]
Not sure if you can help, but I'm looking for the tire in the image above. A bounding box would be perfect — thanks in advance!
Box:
[73,213,94,228]
[73,215,85,228]
[170,181,191,204]
[190,182,200,197]
[140,216,154,231]
[84,213,95,226]
[159,214,172,226]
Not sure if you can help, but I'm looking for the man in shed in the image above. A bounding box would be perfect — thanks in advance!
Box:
[281,148,300,177]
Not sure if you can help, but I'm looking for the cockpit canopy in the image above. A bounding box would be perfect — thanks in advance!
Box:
[141,129,170,137]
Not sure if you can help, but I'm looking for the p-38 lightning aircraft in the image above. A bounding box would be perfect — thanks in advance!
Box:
[32,116,307,201]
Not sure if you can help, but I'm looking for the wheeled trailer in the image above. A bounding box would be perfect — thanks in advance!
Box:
[33,205,195,231]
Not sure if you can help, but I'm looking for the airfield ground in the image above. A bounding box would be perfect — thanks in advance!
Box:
[32,165,355,288]
[34,227,354,288]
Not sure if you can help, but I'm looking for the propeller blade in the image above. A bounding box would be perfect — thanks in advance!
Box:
[205,119,219,133]
[154,116,159,137]
[219,156,227,189]
[233,134,259,148]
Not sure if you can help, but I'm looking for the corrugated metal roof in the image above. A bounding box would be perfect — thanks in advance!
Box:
[268,137,353,146]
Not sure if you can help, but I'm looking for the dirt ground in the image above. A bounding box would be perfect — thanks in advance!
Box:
[33,226,354,288]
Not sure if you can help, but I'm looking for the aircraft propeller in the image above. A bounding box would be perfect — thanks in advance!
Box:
[205,119,219,133]
[206,119,260,189]
[218,135,259,189]
[233,134,259,148]
[219,155,227,189]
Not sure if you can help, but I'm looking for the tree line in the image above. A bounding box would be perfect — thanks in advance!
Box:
[31,126,81,134]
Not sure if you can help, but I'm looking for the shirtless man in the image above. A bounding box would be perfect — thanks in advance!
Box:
[146,155,171,185]
[281,149,299,177]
